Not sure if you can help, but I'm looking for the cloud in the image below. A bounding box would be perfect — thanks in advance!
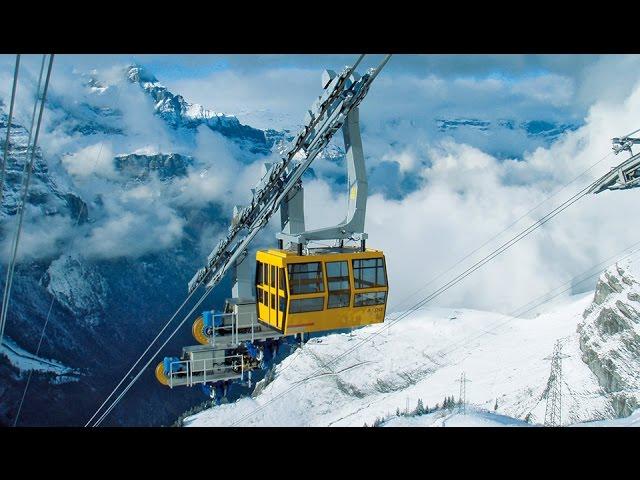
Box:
[76,180,186,259]
[3,53,640,318]
[0,211,75,263]
[511,74,575,107]
[61,142,117,178]
[299,77,640,315]
[166,67,320,131]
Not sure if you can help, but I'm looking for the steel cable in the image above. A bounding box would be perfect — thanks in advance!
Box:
[0,54,21,208]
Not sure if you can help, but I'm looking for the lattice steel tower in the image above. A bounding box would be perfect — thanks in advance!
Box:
[456,372,471,415]
[543,340,569,427]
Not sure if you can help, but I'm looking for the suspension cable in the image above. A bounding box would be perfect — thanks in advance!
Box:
[0,54,21,208]
[228,158,614,425]
[371,242,640,411]
[231,236,640,427]
[88,284,215,426]
[387,150,614,313]
[85,53,385,427]
[85,286,203,426]
[0,54,50,346]
[13,74,128,427]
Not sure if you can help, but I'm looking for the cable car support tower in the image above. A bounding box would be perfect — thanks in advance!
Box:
[155,55,391,403]
[589,128,640,194]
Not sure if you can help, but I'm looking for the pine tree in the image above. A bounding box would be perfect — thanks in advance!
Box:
[416,398,425,415]
[494,398,498,411]
[396,407,401,417]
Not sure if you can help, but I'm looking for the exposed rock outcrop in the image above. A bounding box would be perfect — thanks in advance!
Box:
[578,259,640,417]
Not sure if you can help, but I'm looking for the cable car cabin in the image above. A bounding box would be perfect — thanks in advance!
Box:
[255,248,388,335]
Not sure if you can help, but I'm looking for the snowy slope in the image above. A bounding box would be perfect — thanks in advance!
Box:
[381,408,532,427]
[575,408,640,427]
[0,338,78,378]
[185,291,612,427]
[379,406,640,427]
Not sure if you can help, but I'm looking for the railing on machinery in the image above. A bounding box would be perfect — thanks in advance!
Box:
[207,310,261,346]
[167,354,245,388]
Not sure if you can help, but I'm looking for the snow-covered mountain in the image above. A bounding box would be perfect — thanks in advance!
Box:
[184,256,640,427]
[578,257,640,417]
[126,65,278,154]
[436,117,578,141]
[0,59,625,427]
[0,63,283,426]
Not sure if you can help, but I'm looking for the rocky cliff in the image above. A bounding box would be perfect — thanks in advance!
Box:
[578,257,640,417]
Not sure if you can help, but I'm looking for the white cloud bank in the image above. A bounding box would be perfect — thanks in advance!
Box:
[302,74,640,314]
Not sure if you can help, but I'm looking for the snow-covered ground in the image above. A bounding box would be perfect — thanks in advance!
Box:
[575,408,640,427]
[381,408,532,427]
[0,338,78,378]
[379,406,639,427]
[185,291,613,427]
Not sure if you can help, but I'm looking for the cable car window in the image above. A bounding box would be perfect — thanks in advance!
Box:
[257,261,263,286]
[262,262,268,285]
[354,291,387,307]
[271,293,276,309]
[279,268,285,290]
[326,261,349,290]
[328,292,350,309]
[289,297,324,313]
[279,294,287,323]
[352,258,387,289]
[270,265,276,288]
[326,261,351,309]
[288,262,324,294]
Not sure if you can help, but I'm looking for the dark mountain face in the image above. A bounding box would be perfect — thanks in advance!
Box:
[0,65,276,426]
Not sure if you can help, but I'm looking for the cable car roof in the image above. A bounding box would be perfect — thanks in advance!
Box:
[258,247,385,260]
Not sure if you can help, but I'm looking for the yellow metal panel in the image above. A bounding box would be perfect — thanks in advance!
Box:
[285,302,386,334]
[256,248,388,335]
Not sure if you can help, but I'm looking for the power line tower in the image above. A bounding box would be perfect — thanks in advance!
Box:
[543,340,569,427]
[456,372,472,415]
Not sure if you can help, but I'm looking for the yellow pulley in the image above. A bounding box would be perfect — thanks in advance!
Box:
[192,316,210,345]
[155,361,169,386]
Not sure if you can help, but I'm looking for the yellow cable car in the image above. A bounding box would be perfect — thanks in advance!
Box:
[255,248,388,335]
